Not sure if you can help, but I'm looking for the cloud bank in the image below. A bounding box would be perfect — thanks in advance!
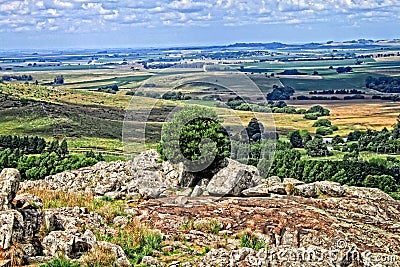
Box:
[0,0,398,34]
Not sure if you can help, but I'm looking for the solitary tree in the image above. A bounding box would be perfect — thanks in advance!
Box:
[158,105,230,174]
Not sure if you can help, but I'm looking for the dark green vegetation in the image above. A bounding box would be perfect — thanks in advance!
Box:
[0,135,46,154]
[158,106,230,172]
[269,141,399,194]
[366,76,400,93]
[266,86,294,100]
[239,232,267,250]
[0,138,103,180]
[39,258,80,267]
[344,119,400,154]
[97,84,119,94]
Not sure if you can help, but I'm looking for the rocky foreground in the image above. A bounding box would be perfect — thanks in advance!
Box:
[0,150,398,266]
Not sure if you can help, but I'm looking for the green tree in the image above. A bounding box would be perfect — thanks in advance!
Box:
[289,130,303,148]
[363,174,399,193]
[59,140,68,158]
[304,137,330,157]
[301,131,312,147]
[332,135,345,145]
[158,105,230,173]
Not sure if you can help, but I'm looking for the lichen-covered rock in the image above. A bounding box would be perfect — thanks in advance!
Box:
[0,210,24,250]
[96,241,131,267]
[295,183,317,197]
[191,185,203,197]
[242,184,270,197]
[295,181,345,198]
[315,181,345,197]
[43,207,104,233]
[0,169,21,210]
[19,150,185,200]
[42,230,95,260]
[206,158,259,196]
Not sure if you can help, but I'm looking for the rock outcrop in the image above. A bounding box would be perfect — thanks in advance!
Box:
[0,168,130,266]
[20,150,182,200]
[20,151,264,199]
[133,190,400,266]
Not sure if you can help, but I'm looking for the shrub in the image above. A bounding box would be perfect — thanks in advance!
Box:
[312,119,332,127]
[304,113,319,120]
[239,232,267,250]
[307,105,330,116]
[316,127,333,136]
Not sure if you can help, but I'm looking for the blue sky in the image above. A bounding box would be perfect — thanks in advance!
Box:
[0,0,399,49]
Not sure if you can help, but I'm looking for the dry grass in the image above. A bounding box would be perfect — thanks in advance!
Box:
[21,189,127,225]
[81,245,117,267]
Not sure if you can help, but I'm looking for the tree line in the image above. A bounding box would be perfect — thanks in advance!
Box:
[366,76,400,93]
[0,136,104,181]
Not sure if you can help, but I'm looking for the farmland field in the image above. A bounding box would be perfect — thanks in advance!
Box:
[1,44,400,159]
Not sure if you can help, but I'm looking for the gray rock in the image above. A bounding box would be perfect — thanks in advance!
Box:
[179,171,198,188]
[295,181,345,198]
[141,255,160,266]
[42,230,93,259]
[264,176,281,186]
[0,210,24,250]
[191,185,203,197]
[268,184,286,195]
[113,216,129,228]
[0,169,21,210]
[283,178,304,186]
[43,207,104,233]
[295,183,317,198]
[315,181,345,197]
[176,188,193,197]
[207,158,259,196]
[242,184,270,197]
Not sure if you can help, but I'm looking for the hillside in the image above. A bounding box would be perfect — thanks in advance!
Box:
[0,150,397,266]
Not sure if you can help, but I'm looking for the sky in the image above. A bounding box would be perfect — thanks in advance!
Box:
[0,0,399,49]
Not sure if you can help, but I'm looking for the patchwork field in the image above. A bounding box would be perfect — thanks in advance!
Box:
[2,51,400,160]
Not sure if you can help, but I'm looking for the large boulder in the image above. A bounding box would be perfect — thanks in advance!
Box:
[0,169,21,210]
[206,158,260,196]
[19,150,186,200]
[295,181,345,198]
[315,181,345,197]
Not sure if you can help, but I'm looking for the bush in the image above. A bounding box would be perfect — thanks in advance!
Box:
[304,113,319,120]
[316,127,333,136]
[330,125,339,131]
[305,137,330,157]
[307,105,330,116]
[312,119,332,127]
[240,232,267,250]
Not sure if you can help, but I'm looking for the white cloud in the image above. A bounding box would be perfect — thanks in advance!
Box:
[0,0,398,34]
